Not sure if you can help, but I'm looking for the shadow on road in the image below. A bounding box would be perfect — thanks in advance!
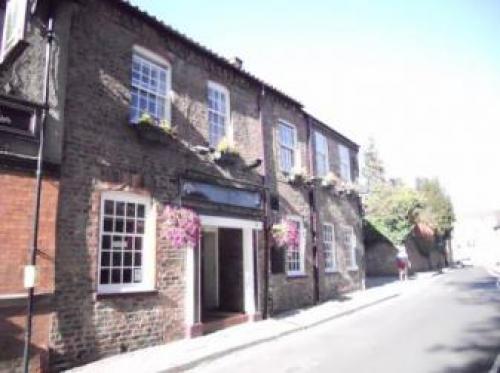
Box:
[429,268,500,373]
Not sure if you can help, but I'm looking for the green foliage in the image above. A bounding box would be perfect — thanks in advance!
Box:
[416,178,455,235]
[364,183,423,245]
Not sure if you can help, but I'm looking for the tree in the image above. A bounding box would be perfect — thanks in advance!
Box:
[364,183,423,245]
[416,178,455,235]
[362,137,386,193]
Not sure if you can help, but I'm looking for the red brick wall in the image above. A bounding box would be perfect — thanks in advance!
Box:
[0,171,59,294]
[0,169,59,373]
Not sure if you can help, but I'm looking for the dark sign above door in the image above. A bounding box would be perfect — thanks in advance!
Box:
[182,180,262,209]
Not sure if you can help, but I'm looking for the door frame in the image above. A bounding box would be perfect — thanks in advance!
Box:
[201,227,219,310]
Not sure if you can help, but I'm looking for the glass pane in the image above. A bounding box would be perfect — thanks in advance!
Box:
[116,202,125,216]
[123,269,132,283]
[134,252,142,266]
[104,200,114,215]
[112,252,122,266]
[124,252,132,266]
[100,269,110,284]
[102,235,111,249]
[137,204,145,218]
[101,251,110,266]
[126,203,135,217]
[133,268,142,283]
[115,218,124,233]
[136,220,145,234]
[111,269,121,284]
[103,218,113,232]
[135,237,142,251]
[126,219,135,233]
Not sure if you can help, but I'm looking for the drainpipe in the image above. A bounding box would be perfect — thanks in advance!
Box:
[305,114,319,304]
[23,3,55,372]
[258,85,270,319]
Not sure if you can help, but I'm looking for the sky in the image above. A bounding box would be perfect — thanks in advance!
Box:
[131,0,500,217]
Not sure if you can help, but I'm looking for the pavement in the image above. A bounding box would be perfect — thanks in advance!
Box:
[68,271,441,373]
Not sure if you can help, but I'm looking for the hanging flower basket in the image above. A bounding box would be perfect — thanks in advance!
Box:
[133,113,177,144]
[213,137,240,166]
[271,220,299,248]
[160,206,201,249]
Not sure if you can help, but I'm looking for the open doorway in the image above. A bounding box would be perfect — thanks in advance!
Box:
[201,227,244,326]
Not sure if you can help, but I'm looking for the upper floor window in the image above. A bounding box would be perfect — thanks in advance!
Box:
[0,0,28,63]
[314,131,329,177]
[278,120,297,173]
[323,223,337,272]
[287,216,305,276]
[98,192,156,294]
[339,144,351,181]
[207,81,230,147]
[130,49,170,124]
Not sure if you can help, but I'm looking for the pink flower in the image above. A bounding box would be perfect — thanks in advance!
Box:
[161,206,201,249]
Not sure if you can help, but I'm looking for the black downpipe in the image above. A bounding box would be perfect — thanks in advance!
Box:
[23,4,55,373]
[306,115,320,304]
[258,86,270,319]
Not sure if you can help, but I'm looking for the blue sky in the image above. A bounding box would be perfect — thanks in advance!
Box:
[131,0,500,216]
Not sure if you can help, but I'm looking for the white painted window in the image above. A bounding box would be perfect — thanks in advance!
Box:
[130,49,170,124]
[287,216,305,276]
[323,223,336,272]
[278,120,297,173]
[339,144,351,181]
[342,226,357,269]
[207,81,230,147]
[315,131,329,177]
[1,0,28,62]
[98,192,156,293]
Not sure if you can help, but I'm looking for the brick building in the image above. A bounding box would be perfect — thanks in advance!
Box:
[0,0,364,371]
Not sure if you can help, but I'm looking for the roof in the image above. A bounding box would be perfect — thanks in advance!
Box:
[305,111,359,150]
[112,0,302,107]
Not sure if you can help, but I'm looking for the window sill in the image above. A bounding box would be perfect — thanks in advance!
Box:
[347,266,359,272]
[286,273,307,279]
[325,269,340,274]
[96,288,158,299]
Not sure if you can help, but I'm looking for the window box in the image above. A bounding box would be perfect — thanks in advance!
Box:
[132,115,177,145]
[287,167,308,186]
[213,150,239,166]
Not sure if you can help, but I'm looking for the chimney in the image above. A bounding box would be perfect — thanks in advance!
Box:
[231,56,243,69]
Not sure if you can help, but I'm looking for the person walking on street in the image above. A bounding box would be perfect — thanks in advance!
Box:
[396,247,411,281]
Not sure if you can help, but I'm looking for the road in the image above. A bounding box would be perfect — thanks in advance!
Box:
[188,267,500,373]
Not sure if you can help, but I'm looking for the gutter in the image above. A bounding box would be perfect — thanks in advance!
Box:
[22,2,55,372]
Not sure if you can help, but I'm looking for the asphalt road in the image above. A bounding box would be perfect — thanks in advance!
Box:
[188,267,500,373]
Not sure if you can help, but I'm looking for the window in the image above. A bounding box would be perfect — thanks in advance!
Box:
[342,226,357,269]
[130,49,170,124]
[278,120,297,173]
[207,81,230,147]
[339,144,351,181]
[314,131,329,177]
[287,216,305,276]
[1,0,28,62]
[323,224,336,272]
[98,192,155,293]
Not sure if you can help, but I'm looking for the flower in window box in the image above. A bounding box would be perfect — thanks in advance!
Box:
[214,136,239,165]
[345,181,361,195]
[321,172,341,188]
[138,112,156,126]
[161,206,201,250]
[287,166,308,185]
[271,220,299,249]
[158,119,177,137]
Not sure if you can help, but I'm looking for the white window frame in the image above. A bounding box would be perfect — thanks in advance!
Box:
[278,120,298,174]
[207,81,231,147]
[323,223,337,272]
[339,144,351,182]
[130,45,171,124]
[314,131,329,177]
[1,0,28,62]
[343,226,358,270]
[97,191,156,294]
[286,215,306,277]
